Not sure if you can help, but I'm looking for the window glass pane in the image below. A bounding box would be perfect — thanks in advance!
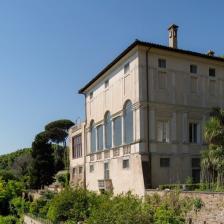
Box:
[97,125,103,151]
[123,159,129,169]
[209,68,216,77]
[157,121,169,142]
[72,134,82,159]
[113,116,122,146]
[90,123,96,153]
[189,122,198,143]
[190,64,197,74]
[158,59,166,68]
[105,113,112,148]
[124,101,133,144]
[160,158,170,167]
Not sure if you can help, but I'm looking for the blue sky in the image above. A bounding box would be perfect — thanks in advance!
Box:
[0,0,224,155]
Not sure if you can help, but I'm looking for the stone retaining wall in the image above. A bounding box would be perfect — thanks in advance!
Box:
[146,190,224,224]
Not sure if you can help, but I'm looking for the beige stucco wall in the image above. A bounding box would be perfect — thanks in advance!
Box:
[70,44,224,195]
[138,47,224,187]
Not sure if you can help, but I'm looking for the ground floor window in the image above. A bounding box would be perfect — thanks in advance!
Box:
[123,159,129,169]
[192,158,200,183]
[160,158,170,167]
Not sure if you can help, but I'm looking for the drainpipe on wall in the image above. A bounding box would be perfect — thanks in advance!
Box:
[146,47,152,188]
[83,93,87,190]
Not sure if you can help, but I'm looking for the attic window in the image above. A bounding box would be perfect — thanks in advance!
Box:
[124,63,130,74]
[190,65,197,74]
[209,68,216,77]
[158,59,166,68]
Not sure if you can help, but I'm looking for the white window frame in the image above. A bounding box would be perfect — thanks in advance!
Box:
[157,120,170,143]
[188,121,200,144]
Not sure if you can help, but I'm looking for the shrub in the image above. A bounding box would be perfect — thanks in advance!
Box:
[86,192,153,224]
[0,215,17,224]
[47,187,100,223]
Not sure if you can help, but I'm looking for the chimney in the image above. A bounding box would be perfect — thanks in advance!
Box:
[168,24,179,48]
[207,50,215,56]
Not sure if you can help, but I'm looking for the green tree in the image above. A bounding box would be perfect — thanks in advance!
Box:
[30,132,55,189]
[201,107,224,188]
[45,119,74,171]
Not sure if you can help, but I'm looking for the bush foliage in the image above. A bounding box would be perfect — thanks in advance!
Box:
[28,187,194,224]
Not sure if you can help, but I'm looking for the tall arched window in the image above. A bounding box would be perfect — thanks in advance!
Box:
[90,121,96,153]
[105,112,112,149]
[124,100,133,144]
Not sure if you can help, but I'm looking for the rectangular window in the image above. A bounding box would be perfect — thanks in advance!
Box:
[113,116,122,146]
[89,164,94,173]
[97,125,103,151]
[104,162,110,179]
[160,158,170,167]
[124,62,130,74]
[209,68,216,77]
[123,159,129,169]
[105,80,109,88]
[190,64,197,74]
[157,121,170,143]
[158,59,166,68]
[192,158,200,183]
[158,72,167,89]
[72,134,82,159]
[189,122,199,143]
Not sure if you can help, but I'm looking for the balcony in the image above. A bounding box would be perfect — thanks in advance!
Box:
[98,179,113,191]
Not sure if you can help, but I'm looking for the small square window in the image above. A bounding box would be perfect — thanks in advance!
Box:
[90,92,93,99]
[105,80,109,88]
[209,68,216,77]
[123,159,129,169]
[158,59,166,68]
[190,64,197,74]
[160,158,170,167]
[124,63,130,74]
[89,164,94,173]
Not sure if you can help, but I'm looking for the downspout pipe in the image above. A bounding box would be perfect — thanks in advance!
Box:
[146,47,152,188]
[83,93,87,190]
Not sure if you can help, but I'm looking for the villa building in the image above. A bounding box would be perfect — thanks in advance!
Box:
[69,25,224,195]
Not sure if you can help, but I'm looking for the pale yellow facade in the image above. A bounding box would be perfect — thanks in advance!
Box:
[69,26,224,195]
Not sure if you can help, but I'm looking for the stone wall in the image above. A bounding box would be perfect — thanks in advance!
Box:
[146,190,224,224]
[23,215,51,224]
